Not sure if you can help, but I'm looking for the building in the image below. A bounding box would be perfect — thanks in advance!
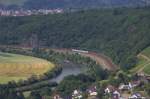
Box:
[112,90,121,99]
[119,82,140,91]
[72,90,83,99]
[52,93,63,99]
[129,93,146,99]
[119,83,132,91]
[105,85,116,94]
[87,86,98,96]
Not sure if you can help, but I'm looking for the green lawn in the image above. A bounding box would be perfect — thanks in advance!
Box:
[141,46,150,58]
[141,47,150,75]
[0,52,54,84]
[143,64,150,75]
[130,56,148,73]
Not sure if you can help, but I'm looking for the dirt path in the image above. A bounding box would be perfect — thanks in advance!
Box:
[51,48,117,71]
[138,54,150,61]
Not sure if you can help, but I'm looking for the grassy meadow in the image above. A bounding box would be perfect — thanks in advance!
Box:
[131,47,150,75]
[0,52,54,84]
[141,47,150,75]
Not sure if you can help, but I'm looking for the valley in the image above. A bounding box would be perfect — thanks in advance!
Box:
[0,5,149,99]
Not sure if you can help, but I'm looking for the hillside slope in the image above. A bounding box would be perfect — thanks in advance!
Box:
[23,0,146,9]
[0,0,149,9]
[131,46,150,75]
[0,8,150,69]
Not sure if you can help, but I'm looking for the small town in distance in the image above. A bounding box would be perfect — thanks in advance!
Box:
[0,9,63,16]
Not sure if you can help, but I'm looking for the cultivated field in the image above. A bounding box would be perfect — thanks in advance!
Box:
[0,52,54,83]
[131,47,150,75]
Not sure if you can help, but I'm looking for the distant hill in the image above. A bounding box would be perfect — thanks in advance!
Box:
[0,0,27,5]
[0,0,149,9]
[0,8,150,70]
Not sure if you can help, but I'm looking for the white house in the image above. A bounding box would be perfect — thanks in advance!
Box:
[87,86,98,96]
[129,93,146,99]
[112,90,121,99]
[72,90,83,99]
[105,85,115,94]
[119,83,132,91]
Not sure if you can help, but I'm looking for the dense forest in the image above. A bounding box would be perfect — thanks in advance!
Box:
[0,0,149,10]
[0,8,150,69]
[22,0,147,9]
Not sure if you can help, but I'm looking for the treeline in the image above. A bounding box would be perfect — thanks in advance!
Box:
[1,8,150,70]
[0,0,148,10]
[22,0,147,9]
[0,84,24,99]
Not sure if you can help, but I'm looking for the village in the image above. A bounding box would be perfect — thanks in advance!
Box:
[52,73,150,99]
[0,9,63,16]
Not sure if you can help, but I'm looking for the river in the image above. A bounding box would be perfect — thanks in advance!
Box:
[51,61,88,83]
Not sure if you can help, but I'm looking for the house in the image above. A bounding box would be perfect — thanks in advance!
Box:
[130,81,140,88]
[105,85,115,94]
[119,81,140,91]
[72,90,83,99]
[119,83,132,91]
[129,93,146,99]
[87,86,98,96]
[112,90,121,99]
[53,94,63,99]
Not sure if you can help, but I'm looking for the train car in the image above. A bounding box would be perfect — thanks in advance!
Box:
[72,49,89,54]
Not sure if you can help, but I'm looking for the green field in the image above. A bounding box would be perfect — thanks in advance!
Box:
[131,47,150,75]
[143,64,150,75]
[141,47,150,58]
[130,56,148,73]
[0,52,54,84]
[0,0,27,5]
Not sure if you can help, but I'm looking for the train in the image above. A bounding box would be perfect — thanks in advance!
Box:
[71,49,89,54]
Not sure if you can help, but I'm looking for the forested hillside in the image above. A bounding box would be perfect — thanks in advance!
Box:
[0,0,149,9]
[0,8,150,69]
[23,0,146,9]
